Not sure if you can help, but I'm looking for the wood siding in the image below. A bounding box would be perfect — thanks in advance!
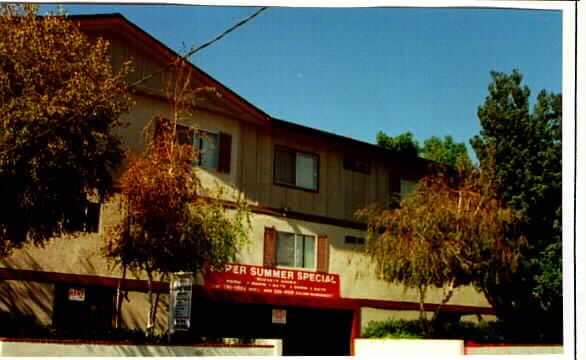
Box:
[90,21,422,224]
[236,122,416,223]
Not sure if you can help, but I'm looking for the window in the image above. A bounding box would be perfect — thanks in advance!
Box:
[195,131,220,169]
[343,158,371,174]
[264,228,329,272]
[344,235,365,245]
[276,232,316,269]
[274,146,318,191]
[400,178,417,200]
[175,124,231,173]
[63,202,100,233]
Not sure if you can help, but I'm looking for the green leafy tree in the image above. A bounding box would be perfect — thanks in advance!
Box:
[471,70,562,342]
[105,63,250,335]
[377,131,472,170]
[357,168,526,334]
[376,131,421,158]
[0,4,132,256]
[422,136,472,170]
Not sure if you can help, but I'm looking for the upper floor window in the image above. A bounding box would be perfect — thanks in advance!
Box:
[276,231,316,269]
[63,202,100,233]
[343,157,371,174]
[175,123,231,173]
[400,178,417,200]
[274,146,318,191]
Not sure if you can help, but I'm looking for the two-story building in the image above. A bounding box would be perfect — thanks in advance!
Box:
[0,13,494,355]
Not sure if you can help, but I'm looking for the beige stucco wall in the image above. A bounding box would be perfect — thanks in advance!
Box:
[0,193,168,332]
[0,279,167,332]
[1,204,490,321]
[240,212,490,308]
[0,280,54,326]
[121,291,168,332]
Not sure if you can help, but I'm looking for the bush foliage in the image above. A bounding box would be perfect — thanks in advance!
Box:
[362,319,508,343]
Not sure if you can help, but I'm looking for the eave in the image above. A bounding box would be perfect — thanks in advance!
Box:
[70,13,271,126]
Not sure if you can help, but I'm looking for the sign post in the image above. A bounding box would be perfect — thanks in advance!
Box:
[168,272,193,341]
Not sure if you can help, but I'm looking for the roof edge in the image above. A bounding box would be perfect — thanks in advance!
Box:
[70,12,271,124]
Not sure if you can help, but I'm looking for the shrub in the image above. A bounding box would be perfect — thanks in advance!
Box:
[362,319,506,343]
[362,320,423,339]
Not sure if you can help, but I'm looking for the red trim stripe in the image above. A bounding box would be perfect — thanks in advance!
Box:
[0,268,494,315]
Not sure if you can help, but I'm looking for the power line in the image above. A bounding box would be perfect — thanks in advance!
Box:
[130,7,268,88]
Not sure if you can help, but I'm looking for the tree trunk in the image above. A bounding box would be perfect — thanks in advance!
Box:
[433,278,456,322]
[146,266,155,337]
[418,285,429,335]
[115,264,128,329]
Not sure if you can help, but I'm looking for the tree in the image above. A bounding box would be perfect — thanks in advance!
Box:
[471,70,562,342]
[105,62,250,335]
[377,131,472,169]
[376,131,421,158]
[356,167,526,334]
[421,136,472,170]
[0,4,132,256]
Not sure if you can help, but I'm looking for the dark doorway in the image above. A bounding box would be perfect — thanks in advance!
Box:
[190,302,353,355]
[52,284,115,335]
[280,307,353,355]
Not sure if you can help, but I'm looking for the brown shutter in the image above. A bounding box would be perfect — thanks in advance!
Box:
[263,227,277,267]
[218,132,232,173]
[317,234,329,273]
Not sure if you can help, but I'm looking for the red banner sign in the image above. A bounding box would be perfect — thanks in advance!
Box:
[204,263,340,299]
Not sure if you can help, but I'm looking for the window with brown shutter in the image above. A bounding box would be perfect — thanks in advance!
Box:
[264,229,329,273]
[275,232,315,269]
[157,122,232,174]
[317,234,329,273]
[263,227,277,267]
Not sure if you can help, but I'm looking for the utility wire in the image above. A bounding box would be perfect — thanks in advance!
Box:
[130,7,268,88]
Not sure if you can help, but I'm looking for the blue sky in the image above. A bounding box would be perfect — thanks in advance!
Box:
[46,5,562,157]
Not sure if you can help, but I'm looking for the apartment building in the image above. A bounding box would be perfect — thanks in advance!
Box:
[0,13,493,355]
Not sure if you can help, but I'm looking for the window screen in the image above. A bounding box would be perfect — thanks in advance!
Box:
[196,131,219,169]
[274,146,318,191]
[276,232,316,269]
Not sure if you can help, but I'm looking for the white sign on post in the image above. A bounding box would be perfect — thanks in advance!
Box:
[68,288,86,302]
[272,309,287,324]
[169,272,193,333]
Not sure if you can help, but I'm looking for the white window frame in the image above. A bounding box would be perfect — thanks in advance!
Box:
[177,124,220,171]
[194,129,220,170]
[400,178,417,200]
[274,146,319,191]
[275,231,317,270]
